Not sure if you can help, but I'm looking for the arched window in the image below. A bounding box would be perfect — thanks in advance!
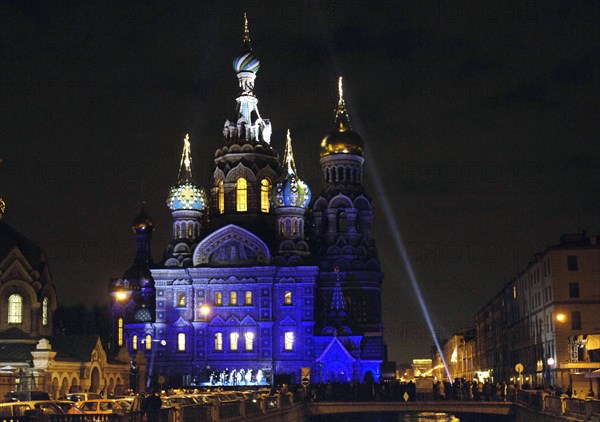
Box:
[215,333,223,351]
[292,220,298,235]
[118,318,124,346]
[215,291,223,306]
[279,221,284,236]
[244,291,252,305]
[145,334,152,350]
[284,331,295,351]
[42,297,49,326]
[260,179,271,213]
[245,332,254,351]
[236,177,247,212]
[188,223,194,238]
[132,335,138,351]
[178,333,186,352]
[218,180,225,214]
[178,293,186,307]
[230,291,238,306]
[230,332,239,351]
[284,291,292,305]
[8,294,23,324]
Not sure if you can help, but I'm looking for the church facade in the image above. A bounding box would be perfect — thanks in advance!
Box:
[109,18,385,389]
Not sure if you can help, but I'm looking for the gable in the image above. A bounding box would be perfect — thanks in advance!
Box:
[317,336,356,364]
[193,224,271,266]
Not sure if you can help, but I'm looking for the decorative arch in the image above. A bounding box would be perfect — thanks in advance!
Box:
[328,193,353,209]
[193,224,271,266]
[225,163,256,183]
[353,195,371,210]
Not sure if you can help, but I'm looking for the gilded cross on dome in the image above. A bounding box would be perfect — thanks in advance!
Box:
[284,129,297,174]
[178,133,193,182]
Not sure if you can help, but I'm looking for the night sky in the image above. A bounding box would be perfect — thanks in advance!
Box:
[1,1,598,364]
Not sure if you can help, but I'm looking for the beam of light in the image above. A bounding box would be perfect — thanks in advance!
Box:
[363,151,453,382]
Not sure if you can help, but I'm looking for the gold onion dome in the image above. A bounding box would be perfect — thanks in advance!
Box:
[272,130,311,209]
[320,77,364,158]
[166,134,208,212]
[132,207,154,234]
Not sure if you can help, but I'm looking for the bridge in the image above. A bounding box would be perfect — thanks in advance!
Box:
[307,401,514,416]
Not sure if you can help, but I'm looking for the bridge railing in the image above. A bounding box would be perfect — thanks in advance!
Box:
[516,389,600,420]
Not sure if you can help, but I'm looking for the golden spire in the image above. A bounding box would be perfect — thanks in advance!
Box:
[243,13,251,45]
[177,133,193,182]
[334,76,351,132]
[284,129,297,174]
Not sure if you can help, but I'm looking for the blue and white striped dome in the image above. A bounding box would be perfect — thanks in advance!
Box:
[233,49,260,74]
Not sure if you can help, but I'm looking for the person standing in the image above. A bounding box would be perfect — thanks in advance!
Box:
[143,390,163,422]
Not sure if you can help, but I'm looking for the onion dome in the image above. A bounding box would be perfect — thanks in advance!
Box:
[166,134,208,211]
[272,130,311,208]
[320,77,364,158]
[233,13,260,74]
[132,207,154,234]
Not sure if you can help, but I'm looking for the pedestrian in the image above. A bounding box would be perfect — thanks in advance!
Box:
[143,390,163,422]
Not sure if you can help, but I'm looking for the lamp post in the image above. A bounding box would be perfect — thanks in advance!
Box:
[141,338,166,391]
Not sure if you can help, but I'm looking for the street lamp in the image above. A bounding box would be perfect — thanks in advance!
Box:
[556,313,567,323]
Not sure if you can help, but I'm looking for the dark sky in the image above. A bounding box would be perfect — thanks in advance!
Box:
[1,0,599,364]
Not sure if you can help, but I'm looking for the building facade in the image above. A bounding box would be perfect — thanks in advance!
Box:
[0,197,130,398]
[475,232,600,394]
[109,19,386,389]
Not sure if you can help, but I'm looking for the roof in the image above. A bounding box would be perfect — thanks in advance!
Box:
[0,342,36,362]
[0,220,46,270]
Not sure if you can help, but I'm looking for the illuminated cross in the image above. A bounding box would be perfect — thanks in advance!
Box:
[178,133,193,182]
[284,129,297,174]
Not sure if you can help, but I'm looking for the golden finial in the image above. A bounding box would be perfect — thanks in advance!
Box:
[178,133,193,182]
[284,129,297,174]
[243,13,251,44]
[338,77,344,107]
[0,196,5,219]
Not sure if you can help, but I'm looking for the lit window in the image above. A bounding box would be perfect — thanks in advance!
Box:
[118,318,123,346]
[178,333,186,352]
[218,180,225,214]
[145,334,152,350]
[284,331,294,351]
[178,293,186,307]
[245,332,254,351]
[513,286,517,299]
[188,224,194,238]
[236,177,247,212]
[230,291,238,306]
[215,292,223,306]
[279,221,284,236]
[245,291,252,305]
[284,291,292,305]
[261,179,271,213]
[215,332,223,351]
[8,294,23,324]
[42,297,49,326]
[230,332,239,351]
[292,220,298,235]
[132,335,138,351]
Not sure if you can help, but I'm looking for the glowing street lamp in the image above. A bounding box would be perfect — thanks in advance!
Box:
[556,313,567,323]
[116,290,128,301]
[200,304,211,318]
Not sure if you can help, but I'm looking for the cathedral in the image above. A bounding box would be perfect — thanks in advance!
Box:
[109,17,385,389]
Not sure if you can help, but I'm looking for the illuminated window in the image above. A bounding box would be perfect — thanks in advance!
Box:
[145,334,152,350]
[284,291,292,305]
[8,294,23,324]
[215,291,223,306]
[284,331,294,351]
[292,220,298,235]
[513,286,517,299]
[230,291,238,306]
[188,224,194,238]
[279,221,284,236]
[178,293,186,307]
[236,177,247,212]
[117,318,124,346]
[245,332,254,351]
[261,179,271,213]
[215,332,223,351]
[42,297,49,326]
[218,180,225,214]
[132,335,138,351]
[178,333,186,352]
[230,332,239,351]
[245,291,252,305]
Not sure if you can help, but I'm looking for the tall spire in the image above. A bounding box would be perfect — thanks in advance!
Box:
[177,133,193,183]
[334,76,352,132]
[329,267,347,316]
[284,129,297,174]
[243,13,251,46]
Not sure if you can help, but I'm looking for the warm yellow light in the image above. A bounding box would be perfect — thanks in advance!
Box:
[116,291,127,301]
[556,313,567,322]
[200,304,211,317]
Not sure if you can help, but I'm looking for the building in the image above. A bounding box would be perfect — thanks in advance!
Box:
[0,195,130,398]
[475,232,600,394]
[109,17,386,390]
